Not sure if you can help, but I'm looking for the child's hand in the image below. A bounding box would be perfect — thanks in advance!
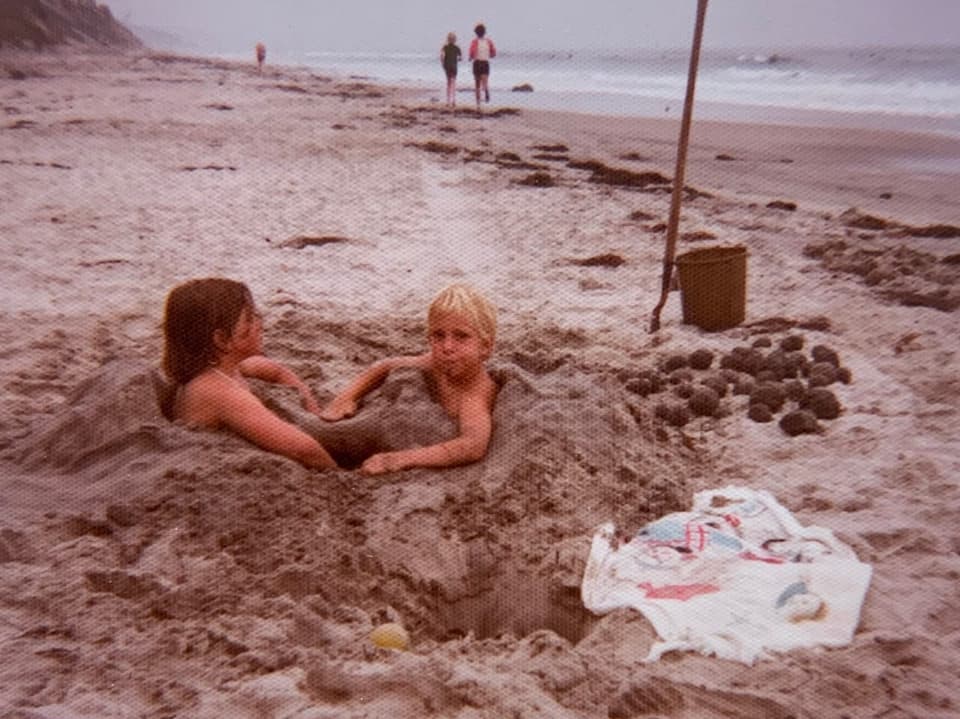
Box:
[301,392,322,416]
[390,353,431,371]
[320,396,357,422]
[360,452,401,475]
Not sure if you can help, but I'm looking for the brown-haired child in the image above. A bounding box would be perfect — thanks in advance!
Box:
[163,277,337,469]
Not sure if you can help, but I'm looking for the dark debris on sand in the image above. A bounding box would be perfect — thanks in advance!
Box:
[838,207,960,239]
[804,238,960,312]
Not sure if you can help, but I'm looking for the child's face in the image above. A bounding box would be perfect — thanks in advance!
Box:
[227,304,264,357]
[428,310,490,379]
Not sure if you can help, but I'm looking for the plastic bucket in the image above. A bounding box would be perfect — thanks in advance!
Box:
[675,245,747,331]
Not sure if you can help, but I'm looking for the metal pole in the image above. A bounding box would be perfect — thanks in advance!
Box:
[649,0,709,333]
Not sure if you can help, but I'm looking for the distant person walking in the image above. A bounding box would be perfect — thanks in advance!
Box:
[440,32,462,108]
[468,23,496,112]
[255,42,266,73]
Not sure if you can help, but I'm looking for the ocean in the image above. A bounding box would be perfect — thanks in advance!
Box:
[273,45,960,136]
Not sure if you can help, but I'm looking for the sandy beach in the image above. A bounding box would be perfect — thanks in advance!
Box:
[1,48,959,718]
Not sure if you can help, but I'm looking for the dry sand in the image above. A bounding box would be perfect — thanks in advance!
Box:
[1,49,959,718]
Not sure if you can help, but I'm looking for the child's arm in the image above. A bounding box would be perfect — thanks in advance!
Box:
[360,392,492,474]
[468,38,478,60]
[239,355,322,414]
[488,39,496,58]
[211,379,338,470]
[321,353,430,421]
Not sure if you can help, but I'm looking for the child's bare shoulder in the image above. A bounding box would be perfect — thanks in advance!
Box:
[179,372,249,425]
[467,370,498,412]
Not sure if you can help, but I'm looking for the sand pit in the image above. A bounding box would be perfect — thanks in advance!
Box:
[1,50,959,718]
[4,329,693,716]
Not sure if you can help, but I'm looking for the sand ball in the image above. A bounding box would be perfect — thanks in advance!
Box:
[688,348,714,370]
[669,368,694,385]
[661,403,690,427]
[720,368,741,385]
[654,402,670,420]
[779,409,820,436]
[661,353,688,372]
[748,403,774,423]
[625,377,653,396]
[700,374,728,398]
[761,350,787,380]
[673,383,694,399]
[808,362,838,387]
[784,379,806,402]
[688,386,720,416]
[732,377,755,396]
[783,351,808,377]
[780,334,805,352]
[751,335,773,348]
[750,382,787,413]
[811,344,840,367]
[801,388,841,419]
[836,366,853,384]
[728,346,764,375]
[626,369,664,396]
[755,369,778,384]
[370,622,410,650]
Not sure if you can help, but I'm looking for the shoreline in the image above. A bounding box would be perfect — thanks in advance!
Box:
[211,41,960,138]
[403,82,960,140]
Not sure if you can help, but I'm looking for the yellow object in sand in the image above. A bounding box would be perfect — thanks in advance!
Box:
[370,622,409,650]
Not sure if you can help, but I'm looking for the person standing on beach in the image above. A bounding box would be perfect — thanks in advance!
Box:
[255,42,266,73]
[469,23,496,111]
[440,32,462,108]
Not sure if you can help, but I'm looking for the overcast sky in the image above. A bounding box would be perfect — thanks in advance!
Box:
[102,0,960,54]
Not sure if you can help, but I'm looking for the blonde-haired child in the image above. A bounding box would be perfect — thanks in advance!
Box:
[440,31,462,107]
[321,283,498,474]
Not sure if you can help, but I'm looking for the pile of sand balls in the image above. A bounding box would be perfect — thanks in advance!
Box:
[625,333,851,436]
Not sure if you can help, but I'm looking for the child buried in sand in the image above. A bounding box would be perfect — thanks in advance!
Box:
[321,283,498,475]
[163,277,338,470]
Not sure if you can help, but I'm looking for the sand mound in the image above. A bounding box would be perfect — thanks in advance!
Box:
[0,333,695,716]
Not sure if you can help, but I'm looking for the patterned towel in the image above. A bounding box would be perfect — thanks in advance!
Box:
[581,486,873,664]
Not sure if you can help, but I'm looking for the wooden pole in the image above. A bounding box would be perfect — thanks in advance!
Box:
[649,0,709,333]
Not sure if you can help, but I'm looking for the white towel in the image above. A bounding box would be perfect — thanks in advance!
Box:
[581,486,872,664]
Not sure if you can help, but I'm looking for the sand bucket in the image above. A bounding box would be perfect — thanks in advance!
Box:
[675,245,747,331]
